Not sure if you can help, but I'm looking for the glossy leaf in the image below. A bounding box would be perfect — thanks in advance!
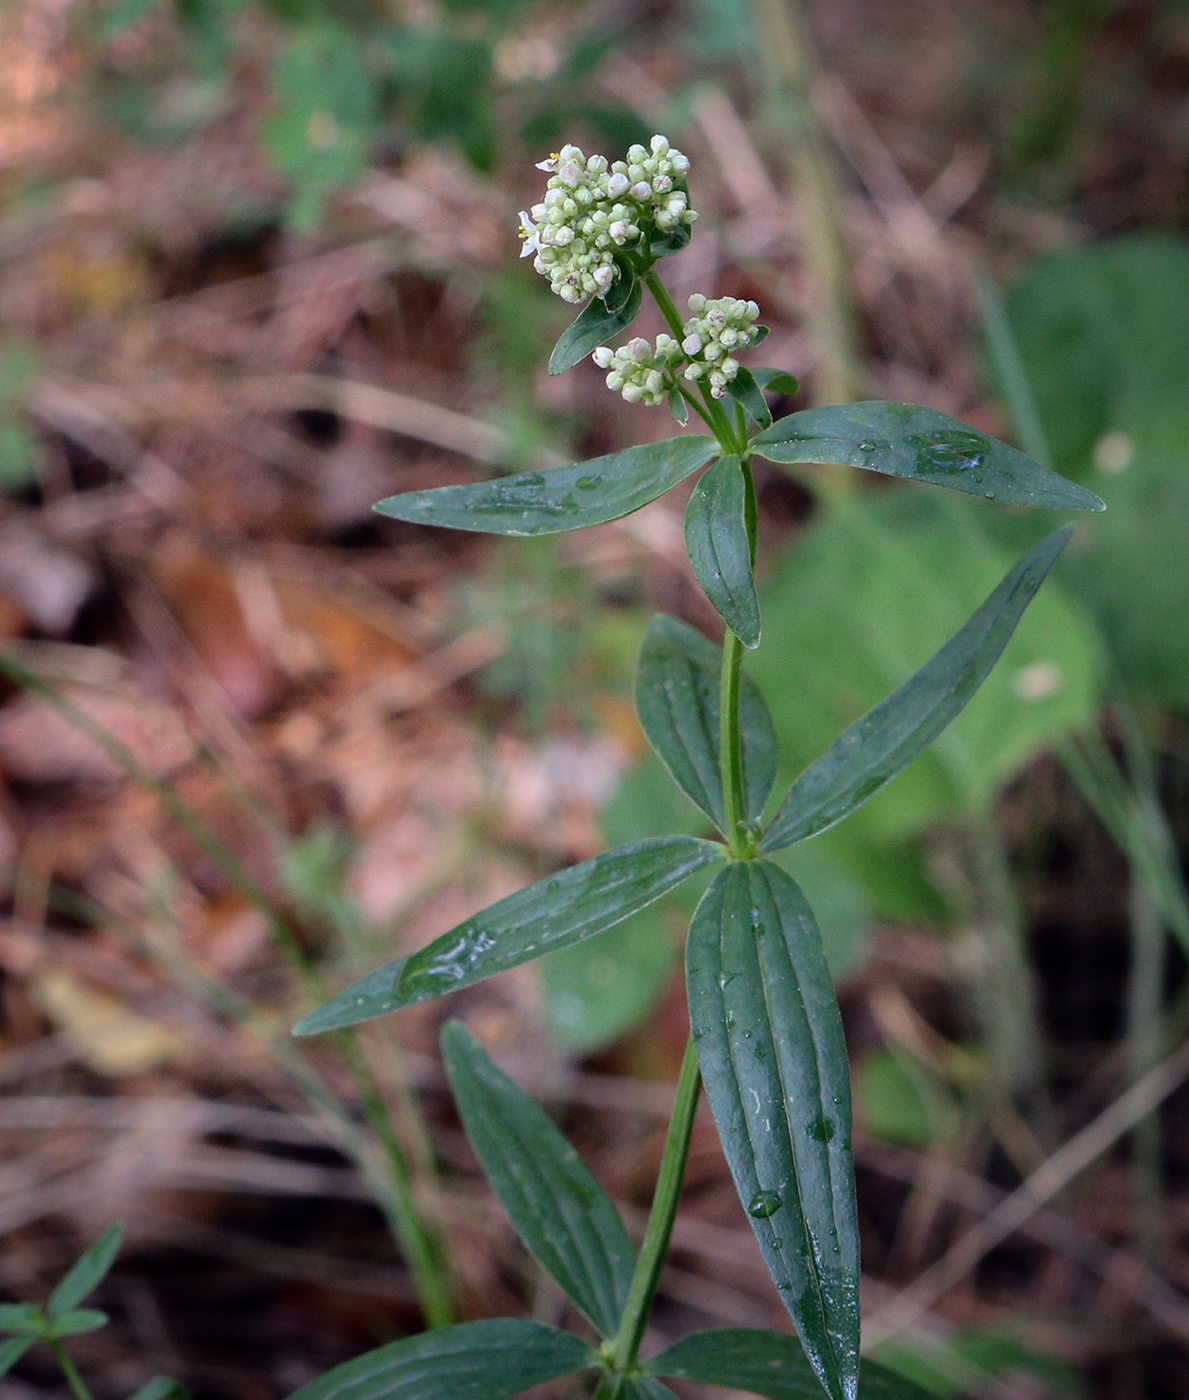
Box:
[750,402,1104,511]
[286,1319,597,1400]
[684,456,761,647]
[549,279,643,373]
[727,368,772,429]
[441,1022,635,1338]
[47,1224,122,1320]
[668,386,689,426]
[646,1329,934,1400]
[374,437,717,537]
[0,1337,33,1377]
[635,616,777,832]
[295,836,721,1034]
[753,369,800,397]
[49,1309,107,1336]
[687,862,859,1400]
[0,1304,37,1335]
[127,1379,188,1400]
[761,527,1073,853]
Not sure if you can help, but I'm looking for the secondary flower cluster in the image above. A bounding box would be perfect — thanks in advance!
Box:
[591,295,764,407]
[519,136,696,304]
[681,295,762,398]
[592,335,683,405]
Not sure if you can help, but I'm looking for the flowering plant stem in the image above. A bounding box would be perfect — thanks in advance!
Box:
[643,270,744,448]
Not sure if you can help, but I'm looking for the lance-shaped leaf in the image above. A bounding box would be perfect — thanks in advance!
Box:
[286,1319,598,1400]
[374,437,717,537]
[47,1224,123,1320]
[687,862,859,1400]
[750,402,1104,511]
[441,1021,635,1338]
[726,368,772,430]
[295,836,721,1034]
[646,1329,934,1400]
[684,457,761,648]
[635,616,777,832]
[549,279,643,374]
[49,1309,107,1336]
[0,1337,33,1377]
[761,527,1073,853]
[0,1305,38,1336]
[752,369,800,397]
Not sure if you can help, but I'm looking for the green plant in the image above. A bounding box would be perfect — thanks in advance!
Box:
[0,1225,185,1400]
[291,136,1102,1400]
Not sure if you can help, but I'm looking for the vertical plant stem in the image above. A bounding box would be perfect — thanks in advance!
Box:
[47,1341,96,1400]
[719,629,747,857]
[610,1037,702,1372]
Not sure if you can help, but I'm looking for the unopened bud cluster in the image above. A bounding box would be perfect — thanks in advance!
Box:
[681,295,762,398]
[519,136,696,304]
[592,335,682,406]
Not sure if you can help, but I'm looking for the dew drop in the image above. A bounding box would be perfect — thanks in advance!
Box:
[748,1190,783,1218]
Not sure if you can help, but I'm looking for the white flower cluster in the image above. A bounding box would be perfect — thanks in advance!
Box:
[681,294,762,398]
[519,135,696,304]
[592,334,683,405]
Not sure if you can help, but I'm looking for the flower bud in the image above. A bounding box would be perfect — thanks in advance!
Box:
[592,347,614,368]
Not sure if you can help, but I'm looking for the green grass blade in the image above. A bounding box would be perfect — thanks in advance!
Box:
[687,863,859,1400]
[0,1337,33,1377]
[635,616,777,832]
[646,1328,935,1400]
[285,1319,598,1400]
[684,457,762,648]
[750,402,1103,511]
[295,836,722,1034]
[761,527,1073,853]
[47,1224,123,1320]
[442,1022,635,1338]
[374,437,717,536]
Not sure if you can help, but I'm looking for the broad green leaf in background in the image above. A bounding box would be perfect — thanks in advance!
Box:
[1004,233,1189,711]
[540,905,678,1053]
[374,437,717,536]
[761,527,1073,853]
[621,1379,682,1400]
[47,1224,123,1320]
[441,1022,636,1338]
[684,457,761,647]
[646,1328,936,1400]
[750,496,1100,861]
[635,616,777,831]
[549,279,644,373]
[726,367,773,429]
[750,402,1103,512]
[286,1320,598,1400]
[264,23,378,230]
[687,862,859,1400]
[295,836,721,1033]
[0,1337,33,1377]
[0,1305,38,1335]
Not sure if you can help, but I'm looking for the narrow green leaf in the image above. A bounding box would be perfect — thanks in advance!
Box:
[286,1319,598,1400]
[374,437,717,537]
[47,1224,123,1320]
[49,1309,108,1336]
[0,1304,38,1335]
[684,457,761,648]
[649,222,692,259]
[127,1378,189,1400]
[750,402,1104,511]
[752,369,800,397]
[549,280,643,374]
[441,1022,636,1338]
[687,863,859,1400]
[635,616,777,832]
[761,527,1073,853]
[603,264,638,314]
[622,1379,682,1400]
[646,1328,935,1400]
[295,836,721,1034]
[668,387,689,426]
[0,1336,33,1377]
[727,368,772,430]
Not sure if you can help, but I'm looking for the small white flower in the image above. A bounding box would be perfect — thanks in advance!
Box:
[592,347,614,368]
[622,383,644,403]
[607,172,630,198]
[627,337,652,362]
[682,333,702,355]
[518,211,542,258]
[650,134,670,156]
[592,264,615,292]
[630,181,652,201]
[670,152,690,174]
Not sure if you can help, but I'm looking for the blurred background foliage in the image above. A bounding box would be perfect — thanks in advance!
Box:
[5,0,1189,1395]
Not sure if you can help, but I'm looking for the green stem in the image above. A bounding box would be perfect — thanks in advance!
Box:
[719,628,747,856]
[48,1341,96,1400]
[610,1037,702,1372]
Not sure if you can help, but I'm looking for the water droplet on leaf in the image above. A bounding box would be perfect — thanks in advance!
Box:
[748,1190,782,1218]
